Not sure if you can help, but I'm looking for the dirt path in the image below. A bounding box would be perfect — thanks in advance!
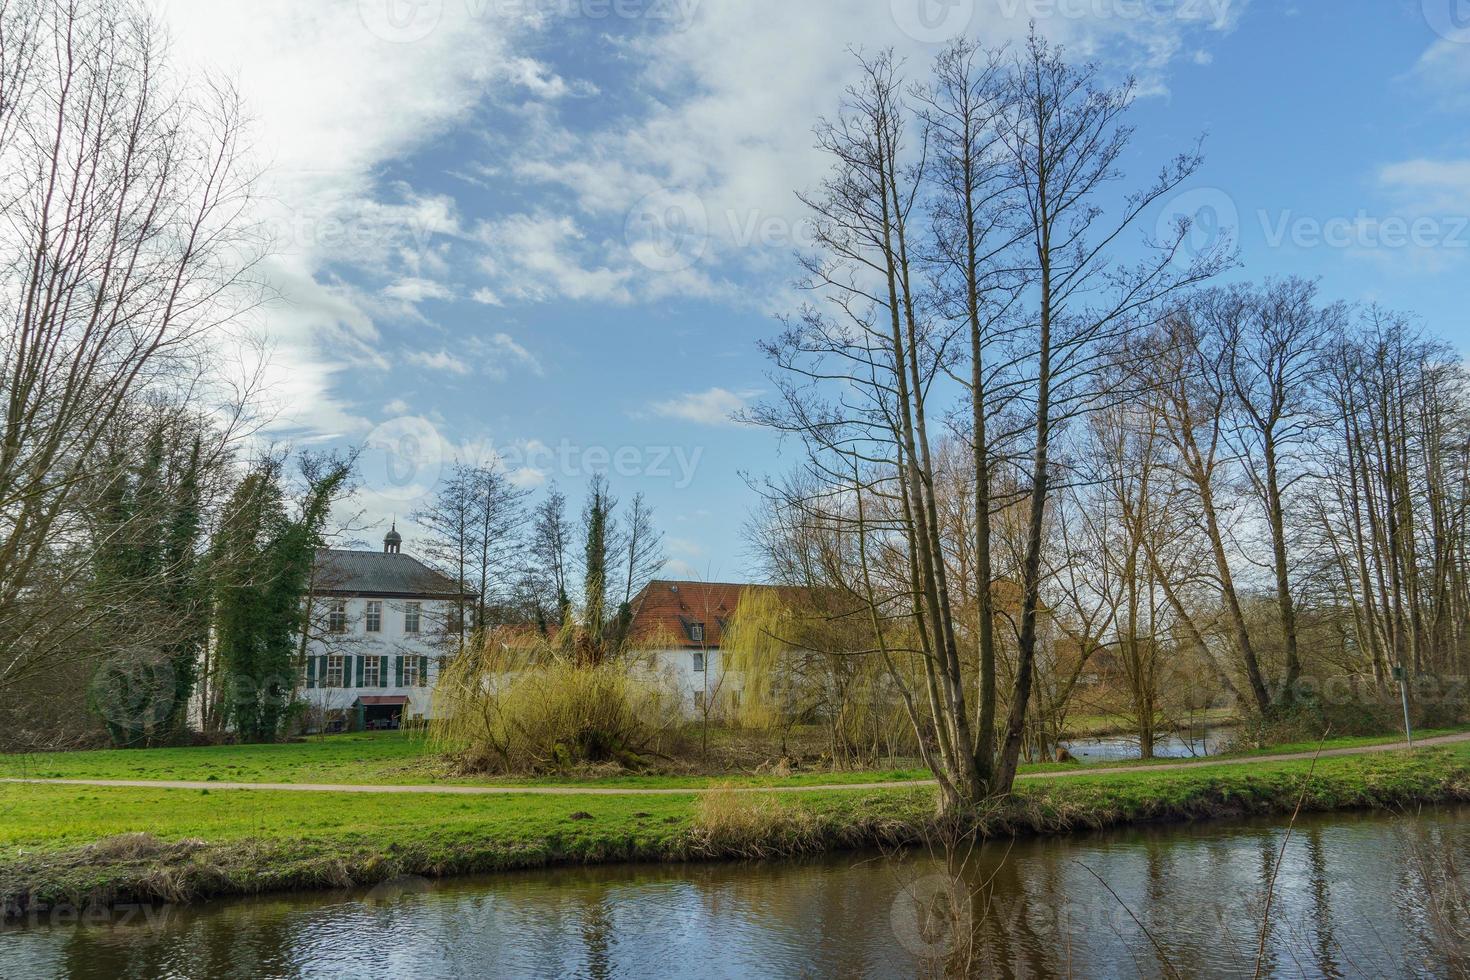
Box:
[2,732,1461,798]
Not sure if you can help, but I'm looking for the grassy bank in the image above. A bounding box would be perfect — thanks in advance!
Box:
[4,741,1469,919]
[3,726,1457,790]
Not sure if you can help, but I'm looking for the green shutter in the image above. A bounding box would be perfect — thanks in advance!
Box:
[305,655,316,689]
[395,655,403,686]
[379,656,388,689]
[319,655,329,687]
[354,655,364,687]
[420,656,429,687]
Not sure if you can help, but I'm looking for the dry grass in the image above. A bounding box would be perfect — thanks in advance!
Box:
[687,784,822,858]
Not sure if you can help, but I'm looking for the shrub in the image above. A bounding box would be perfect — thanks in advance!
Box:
[427,631,683,773]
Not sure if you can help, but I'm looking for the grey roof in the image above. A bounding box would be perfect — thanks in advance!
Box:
[312,549,470,598]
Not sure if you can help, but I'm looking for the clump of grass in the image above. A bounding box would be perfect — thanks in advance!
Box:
[688,784,822,858]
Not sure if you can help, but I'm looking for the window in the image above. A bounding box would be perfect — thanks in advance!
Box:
[693,690,705,711]
[404,602,421,634]
[402,656,419,688]
[326,655,346,688]
[692,651,705,672]
[327,600,347,633]
[365,601,382,633]
[689,622,705,643]
[363,655,382,687]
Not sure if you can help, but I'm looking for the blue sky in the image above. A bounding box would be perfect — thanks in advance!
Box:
[162,0,1470,581]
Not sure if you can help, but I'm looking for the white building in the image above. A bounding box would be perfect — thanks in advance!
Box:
[299,526,470,731]
[626,580,751,717]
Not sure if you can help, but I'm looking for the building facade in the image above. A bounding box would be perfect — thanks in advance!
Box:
[299,527,470,731]
[626,580,750,716]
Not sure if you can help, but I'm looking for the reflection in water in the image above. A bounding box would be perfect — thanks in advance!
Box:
[4,807,1468,978]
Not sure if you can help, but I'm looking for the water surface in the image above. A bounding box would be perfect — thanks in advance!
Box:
[4,807,1466,978]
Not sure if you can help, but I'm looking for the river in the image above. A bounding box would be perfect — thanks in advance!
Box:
[3,806,1465,978]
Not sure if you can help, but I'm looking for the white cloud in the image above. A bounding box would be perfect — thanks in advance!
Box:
[663,558,701,580]
[649,387,757,425]
[471,287,504,306]
[483,332,545,377]
[1379,159,1470,212]
[466,1,1248,308]
[384,277,454,304]
[383,398,411,415]
[1407,39,1470,110]
[501,57,592,99]
[476,214,633,303]
[404,332,542,380]
[406,349,472,375]
[154,0,539,438]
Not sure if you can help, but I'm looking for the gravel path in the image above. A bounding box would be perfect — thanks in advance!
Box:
[2,731,1460,797]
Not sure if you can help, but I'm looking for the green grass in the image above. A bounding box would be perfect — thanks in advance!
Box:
[5,743,1464,922]
[4,742,1468,917]
[6,725,1462,791]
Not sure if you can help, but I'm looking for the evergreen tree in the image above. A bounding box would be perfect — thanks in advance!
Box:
[211,461,282,742]
[211,454,352,742]
[160,436,206,742]
[580,474,615,663]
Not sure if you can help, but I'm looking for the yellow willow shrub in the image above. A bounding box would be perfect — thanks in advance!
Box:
[721,587,920,766]
[427,629,683,773]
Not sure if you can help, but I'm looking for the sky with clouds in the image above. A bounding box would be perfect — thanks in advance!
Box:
[157,0,1470,581]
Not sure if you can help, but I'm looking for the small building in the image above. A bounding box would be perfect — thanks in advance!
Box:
[626,580,750,716]
[299,526,471,732]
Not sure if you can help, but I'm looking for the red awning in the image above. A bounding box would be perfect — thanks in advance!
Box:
[354,695,410,706]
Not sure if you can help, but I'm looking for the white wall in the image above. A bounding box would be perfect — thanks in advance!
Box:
[302,595,453,720]
[644,647,742,717]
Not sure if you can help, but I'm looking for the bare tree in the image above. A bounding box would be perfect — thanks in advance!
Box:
[0,0,260,697]
[619,492,667,609]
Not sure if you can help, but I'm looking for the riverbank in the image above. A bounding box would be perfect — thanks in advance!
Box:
[5,738,1469,921]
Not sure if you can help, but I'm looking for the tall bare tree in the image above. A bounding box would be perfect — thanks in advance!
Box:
[0,0,259,698]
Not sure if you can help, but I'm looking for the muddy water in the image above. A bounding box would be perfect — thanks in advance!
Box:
[3,807,1466,978]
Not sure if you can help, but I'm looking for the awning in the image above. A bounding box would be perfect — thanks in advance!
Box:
[353,695,410,706]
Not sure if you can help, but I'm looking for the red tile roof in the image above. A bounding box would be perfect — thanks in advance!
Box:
[627,580,769,649]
